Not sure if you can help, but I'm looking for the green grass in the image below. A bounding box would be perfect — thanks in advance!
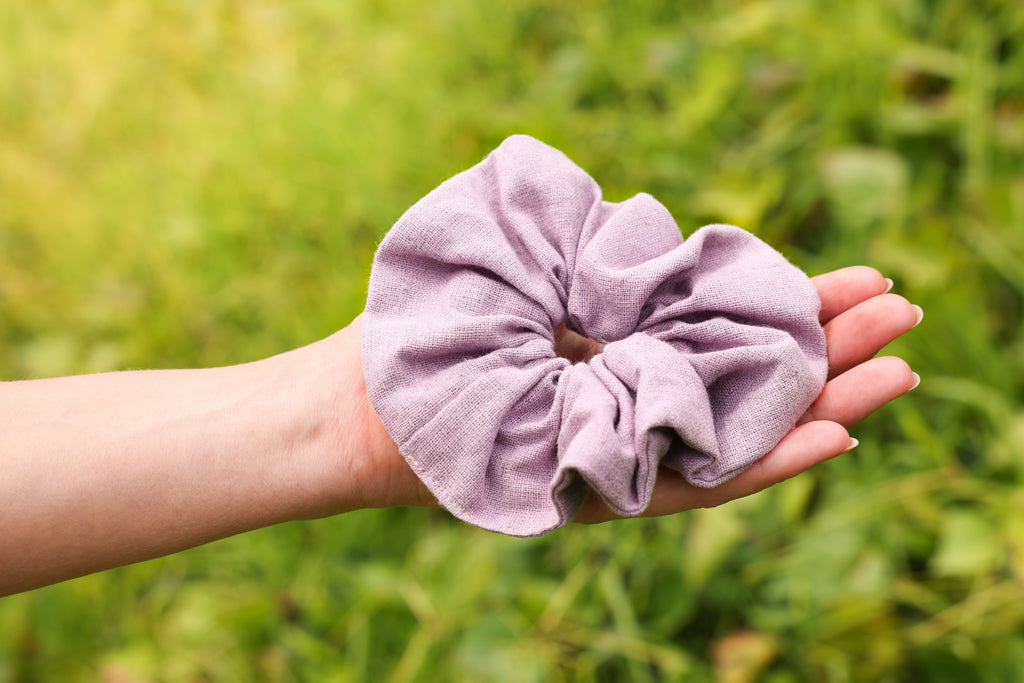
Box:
[2,0,1024,680]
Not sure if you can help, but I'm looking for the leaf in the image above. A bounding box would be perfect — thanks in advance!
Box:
[819,147,908,229]
[932,510,1001,578]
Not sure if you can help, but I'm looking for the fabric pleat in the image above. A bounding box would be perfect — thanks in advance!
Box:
[363,135,827,536]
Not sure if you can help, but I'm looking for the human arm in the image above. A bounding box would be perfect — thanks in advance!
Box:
[0,265,919,596]
[0,323,431,597]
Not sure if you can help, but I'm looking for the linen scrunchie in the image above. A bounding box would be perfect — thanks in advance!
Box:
[362,135,827,537]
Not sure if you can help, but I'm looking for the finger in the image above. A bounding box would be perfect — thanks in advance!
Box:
[812,266,891,323]
[800,355,918,427]
[676,420,852,510]
[574,420,852,523]
[554,324,603,363]
[824,293,921,378]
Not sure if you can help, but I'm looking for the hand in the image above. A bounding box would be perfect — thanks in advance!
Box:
[573,265,922,522]
[353,265,921,522]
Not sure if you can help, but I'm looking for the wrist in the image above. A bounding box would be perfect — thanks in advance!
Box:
[273,316,434,522]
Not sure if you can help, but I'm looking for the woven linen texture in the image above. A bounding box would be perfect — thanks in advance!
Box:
[362,135,827,536]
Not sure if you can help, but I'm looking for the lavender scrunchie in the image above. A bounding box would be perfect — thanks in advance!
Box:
[362,135,827,537]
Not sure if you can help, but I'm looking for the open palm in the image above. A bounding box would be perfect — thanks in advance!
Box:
[574,265,921,522]
[354,265,920,522]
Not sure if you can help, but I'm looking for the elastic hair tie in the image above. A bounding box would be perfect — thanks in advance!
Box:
[362,135,827,536]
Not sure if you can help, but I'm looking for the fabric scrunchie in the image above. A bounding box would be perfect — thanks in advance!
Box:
[362,135,827,537]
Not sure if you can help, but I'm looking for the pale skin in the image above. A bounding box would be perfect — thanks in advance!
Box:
[0,266,921,597]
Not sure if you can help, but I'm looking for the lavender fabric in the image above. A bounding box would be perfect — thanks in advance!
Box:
[362,135,827,537]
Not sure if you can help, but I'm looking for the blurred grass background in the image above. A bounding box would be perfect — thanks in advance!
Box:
[1,0,1023,680]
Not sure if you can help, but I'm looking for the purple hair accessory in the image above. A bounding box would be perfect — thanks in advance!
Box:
[362,135,827,536]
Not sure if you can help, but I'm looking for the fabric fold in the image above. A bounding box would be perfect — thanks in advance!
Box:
[363,134,827,536]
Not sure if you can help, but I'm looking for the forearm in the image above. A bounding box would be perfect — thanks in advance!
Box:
[0,319,414,596]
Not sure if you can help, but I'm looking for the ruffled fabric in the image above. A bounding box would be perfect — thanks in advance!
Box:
[362,135,827,536]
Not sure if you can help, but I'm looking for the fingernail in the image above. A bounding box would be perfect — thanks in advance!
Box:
[844,438,860,452]
[912,305,924,327]
[909,372,921,390]
[883,278,894,293]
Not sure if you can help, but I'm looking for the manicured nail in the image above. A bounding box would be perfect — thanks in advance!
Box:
[844,438,860,452]
[883,278,894,293]
[912,305,924,327]
[909,372,921,390]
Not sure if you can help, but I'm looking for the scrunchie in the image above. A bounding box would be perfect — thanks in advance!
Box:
[362,135,827,537]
